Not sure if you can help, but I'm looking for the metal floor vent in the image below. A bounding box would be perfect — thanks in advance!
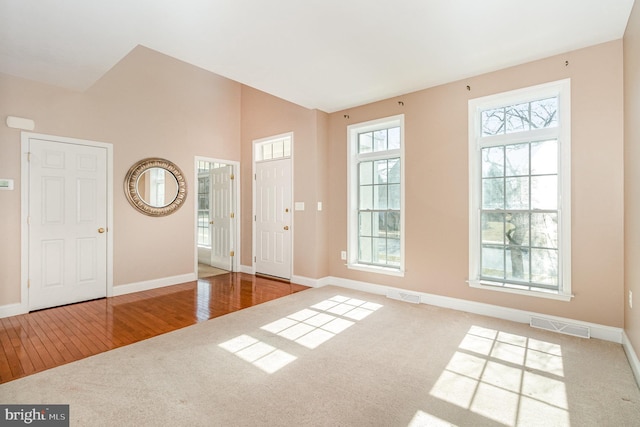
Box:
[386,290,421,304]
[530,316,590,339]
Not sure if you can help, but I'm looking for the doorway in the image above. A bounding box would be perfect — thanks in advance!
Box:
[21,132,113,311]
[253,133,293,280]
[195,157,239,278]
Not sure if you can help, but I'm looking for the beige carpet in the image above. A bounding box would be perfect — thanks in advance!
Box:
[1,285,638,426]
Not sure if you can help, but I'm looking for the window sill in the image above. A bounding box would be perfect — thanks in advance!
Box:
[347,263,405,277]
[468,280,573,302]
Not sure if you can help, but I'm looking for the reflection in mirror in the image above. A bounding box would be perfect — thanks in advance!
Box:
[137,168,179,208]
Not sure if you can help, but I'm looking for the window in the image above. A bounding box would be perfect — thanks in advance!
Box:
[254,135,291,162]
[468,80,571,300]
[348,115,404,276]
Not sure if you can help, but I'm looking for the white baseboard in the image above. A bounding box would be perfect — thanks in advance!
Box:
[291,275,322,287]
[113,273,197,296]
[0,271,626,346]
[239,264,254,275]
[0,272,200,318]
[321,275,624,343]
[623,331,640,388]
[0,302,28,319]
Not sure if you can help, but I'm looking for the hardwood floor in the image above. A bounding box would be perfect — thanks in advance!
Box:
[0,273,308,384]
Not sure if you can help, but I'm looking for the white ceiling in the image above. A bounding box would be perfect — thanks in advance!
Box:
[0,0,635,113]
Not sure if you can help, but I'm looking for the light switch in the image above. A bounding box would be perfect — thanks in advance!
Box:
[295,202,305,211]
[0,179,14,190]
[317,202,323,211]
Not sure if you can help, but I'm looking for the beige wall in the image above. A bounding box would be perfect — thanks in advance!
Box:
[327,40,625,327]
[0,35,630,336]
[0,46,241,305]
[624,2,640,354]
[239,86,330,279]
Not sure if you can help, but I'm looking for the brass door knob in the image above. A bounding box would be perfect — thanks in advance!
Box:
[284,226,289,230]
[98,228,105,234]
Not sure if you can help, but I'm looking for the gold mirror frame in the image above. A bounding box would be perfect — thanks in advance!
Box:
[124,158,187,217]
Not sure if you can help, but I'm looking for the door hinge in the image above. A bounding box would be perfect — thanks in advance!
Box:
[27,216,31,225]
[27,279,30,289]
[254,173,257,180]
[230,251,235,257]
[230,212,235,219]
[27,152,31,162]
[230,173,235,180]
[254,256,256,262]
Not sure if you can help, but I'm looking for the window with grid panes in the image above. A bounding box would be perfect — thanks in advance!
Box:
[468,80,572,300]
[348,115,404,275]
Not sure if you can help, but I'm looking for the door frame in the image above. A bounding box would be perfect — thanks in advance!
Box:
[252,132,294,279]
[20,132,114,312]
[193,156,240,275]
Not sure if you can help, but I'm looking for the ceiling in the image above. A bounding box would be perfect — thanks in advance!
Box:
[0,0,635,113]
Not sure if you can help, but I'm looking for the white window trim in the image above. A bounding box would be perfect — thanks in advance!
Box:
[468,79,572,301]
[347,114,405,277]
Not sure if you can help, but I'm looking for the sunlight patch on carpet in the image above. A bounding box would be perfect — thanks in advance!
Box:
[408,410,459,426]
[219,295,383,373]
[428,325,569,426]
[218,334,297,374]
[261,295,382,349]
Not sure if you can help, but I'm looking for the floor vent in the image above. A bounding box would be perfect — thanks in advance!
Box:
[386,290,421,304]
[530,316,590,339]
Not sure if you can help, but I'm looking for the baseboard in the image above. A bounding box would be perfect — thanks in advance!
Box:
[0,302,28,319]
[239,264,254,275]
[623,331,640,388]
[290,275,323,287]
[1,272,201,318]
[113,273,197,296]
[322,276,624,343]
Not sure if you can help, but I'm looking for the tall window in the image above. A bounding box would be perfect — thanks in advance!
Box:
[348,115,404,276]
[468,79,571,300]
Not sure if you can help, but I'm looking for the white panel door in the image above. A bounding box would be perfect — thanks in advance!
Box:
[28,138,107,310]
[255,159,291,279]
[210,165,232,270]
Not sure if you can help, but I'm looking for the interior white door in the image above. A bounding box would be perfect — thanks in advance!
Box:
[28,138,108,310]
[255,158,292,279]
[210,165,232,270]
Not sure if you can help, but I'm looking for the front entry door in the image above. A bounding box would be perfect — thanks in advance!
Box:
[255,158,292,279]
[28,137,108,310]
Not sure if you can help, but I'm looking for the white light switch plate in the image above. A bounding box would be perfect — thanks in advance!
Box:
[0,179,14,190]
[295,202,305,211]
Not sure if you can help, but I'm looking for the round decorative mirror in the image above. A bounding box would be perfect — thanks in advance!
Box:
[124,158,187,216]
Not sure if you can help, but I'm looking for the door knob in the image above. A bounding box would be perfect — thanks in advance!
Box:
[284,226,289,230]
[98,228,105,233]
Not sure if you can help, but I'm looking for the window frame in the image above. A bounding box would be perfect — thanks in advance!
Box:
[347,114,405,277]
[468,79,572,301]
